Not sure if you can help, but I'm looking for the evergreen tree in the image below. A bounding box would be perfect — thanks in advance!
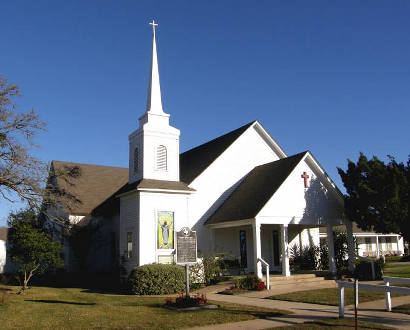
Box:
[338,153,409,244]
[7,208,64,291]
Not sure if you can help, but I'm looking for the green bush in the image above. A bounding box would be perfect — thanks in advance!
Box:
[234,275,261,290]
[355,258,385,280]
[384,256,402,263]
[290,245,319,271]
[385,255,410,263]
[202,254,224,286]
[128,264,185,295]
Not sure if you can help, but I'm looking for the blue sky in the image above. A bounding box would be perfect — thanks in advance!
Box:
[1,1,409,226]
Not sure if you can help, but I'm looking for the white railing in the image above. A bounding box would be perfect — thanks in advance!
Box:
[257,258,270,290]
[338,279,410,317]
[384,276,410,311]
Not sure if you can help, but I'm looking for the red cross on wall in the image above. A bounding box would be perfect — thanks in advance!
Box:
[301,172,310,188]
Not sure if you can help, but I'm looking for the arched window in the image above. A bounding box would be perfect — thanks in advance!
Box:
[156,145,167,171]
[133,147,139,174]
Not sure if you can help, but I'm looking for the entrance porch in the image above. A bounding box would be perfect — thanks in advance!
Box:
[209,220,356,278]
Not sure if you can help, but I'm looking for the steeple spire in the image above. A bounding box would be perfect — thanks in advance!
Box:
[146,20,164,114]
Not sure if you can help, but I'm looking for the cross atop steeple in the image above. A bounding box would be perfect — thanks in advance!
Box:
[149,20,158,35]
[145,19,164,114]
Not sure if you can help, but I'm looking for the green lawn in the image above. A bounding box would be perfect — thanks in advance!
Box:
[267,287,401,306]
[392,304,410,315]
[384,263,410,278]
[268,264,410,306]
[271,317,393,329]
[0,285,290,329]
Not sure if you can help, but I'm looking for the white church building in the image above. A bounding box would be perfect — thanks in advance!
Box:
[48,22,357,279]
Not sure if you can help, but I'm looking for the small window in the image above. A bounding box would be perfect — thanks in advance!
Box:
[156,145,167,171]
[133,148,139,174]
[127,232,133,258]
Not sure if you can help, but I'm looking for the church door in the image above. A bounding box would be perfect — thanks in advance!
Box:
[272,230,280,267]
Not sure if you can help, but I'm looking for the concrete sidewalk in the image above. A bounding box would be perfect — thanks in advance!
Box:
[187,293,410,329]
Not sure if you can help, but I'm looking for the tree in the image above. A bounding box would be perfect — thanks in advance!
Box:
[338,153,410,243]
[0,75,81,220]
[7,208,64,291]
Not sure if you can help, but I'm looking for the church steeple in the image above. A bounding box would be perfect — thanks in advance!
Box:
[129,20,180,184]
[146,20,164,114]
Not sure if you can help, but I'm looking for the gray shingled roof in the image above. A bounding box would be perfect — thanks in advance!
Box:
[51,121,262,217]
[206,152,307,225]
[52,161,129,215]
[180,121,255,184]
[0,227,8,241]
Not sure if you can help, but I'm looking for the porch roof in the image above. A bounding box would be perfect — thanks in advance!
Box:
[205,151,307,225]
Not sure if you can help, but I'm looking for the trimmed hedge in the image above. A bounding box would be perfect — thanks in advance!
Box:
[128,264,185,295]
[355,258,385,280]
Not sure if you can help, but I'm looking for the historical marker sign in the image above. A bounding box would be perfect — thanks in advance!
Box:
[176,227,197,264]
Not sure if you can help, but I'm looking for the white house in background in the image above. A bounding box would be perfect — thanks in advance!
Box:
[0,228,8,273]
[320,224,404,258]
[46,21,357,278]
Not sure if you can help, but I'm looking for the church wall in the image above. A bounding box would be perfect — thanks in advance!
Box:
[0,240,6,273]
[214,226,254,273]
[120,193,139,274]
[85,213,120,273]
[139,191,189,266]
[257,157,344,226]
[189,126,282,254]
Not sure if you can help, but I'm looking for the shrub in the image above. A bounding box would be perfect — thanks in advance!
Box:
[319,242,329,270]
[355,258,385,280]
[128,264,185,295]
[202,254,224,286]
[234,275,263,290]
[254,282,266,291]
[290,245,319,271]
[189,260,205,289]
[166,293,208,308]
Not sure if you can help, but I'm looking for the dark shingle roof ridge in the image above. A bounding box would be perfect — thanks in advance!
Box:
[180,120,257,184]
[205,151,307,225]
[52,160,127,170]
[180,120,257,156]
[255,151,308,170]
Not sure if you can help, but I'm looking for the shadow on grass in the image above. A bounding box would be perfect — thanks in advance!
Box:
[206,306,285,318]
[25,299,96,306]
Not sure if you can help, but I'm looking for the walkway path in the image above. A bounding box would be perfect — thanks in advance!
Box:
[188,287,410,329]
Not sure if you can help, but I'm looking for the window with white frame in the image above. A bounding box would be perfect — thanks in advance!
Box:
[127,232,133,258]
[156,145,167,171]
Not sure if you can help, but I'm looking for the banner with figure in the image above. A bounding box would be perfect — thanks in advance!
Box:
[157,211,174,249]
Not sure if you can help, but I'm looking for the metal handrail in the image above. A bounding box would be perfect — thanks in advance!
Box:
[257,258,270,290]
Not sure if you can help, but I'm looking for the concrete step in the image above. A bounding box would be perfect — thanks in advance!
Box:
[268,277,326,286]
[267,273,318,281]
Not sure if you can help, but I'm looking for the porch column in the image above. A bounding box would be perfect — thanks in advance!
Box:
[280,224,290,277]
[376,235,380,258]
[327,224,337,275]
[209,228,215,253]
[252,222,262,279]
[345,220,356,272]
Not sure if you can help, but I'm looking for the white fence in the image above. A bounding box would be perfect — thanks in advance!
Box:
[338,278,410,317]
[384,276,410,311]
